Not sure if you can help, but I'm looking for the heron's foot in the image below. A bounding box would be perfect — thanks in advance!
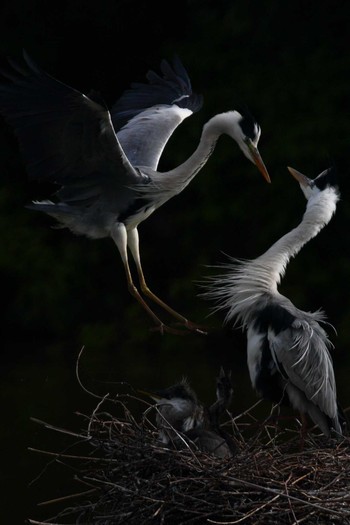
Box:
[148,316,208,336]
[138,284,209,335]
[172,318,209,335]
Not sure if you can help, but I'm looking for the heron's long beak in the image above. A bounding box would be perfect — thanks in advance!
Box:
[287,166,311,187]
[138,389,161,402]
[248,142,271,183]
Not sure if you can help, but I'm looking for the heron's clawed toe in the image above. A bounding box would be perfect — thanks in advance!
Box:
[169,321,208,336]
[185,321,209,336]
[148,316,209,336]
[174,319,209,335]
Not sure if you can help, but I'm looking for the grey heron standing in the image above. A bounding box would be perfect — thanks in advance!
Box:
[0,52,270,334]
[205,166,343,437]
[143,368,235,457]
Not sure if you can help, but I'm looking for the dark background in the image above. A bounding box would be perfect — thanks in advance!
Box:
[1,1,350,523]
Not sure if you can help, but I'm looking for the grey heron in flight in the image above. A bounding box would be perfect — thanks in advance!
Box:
[205,166,343,437]
[0,52,270,335]
[142,368,235,457]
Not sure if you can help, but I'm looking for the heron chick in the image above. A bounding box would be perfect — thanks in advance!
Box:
[0,52,270,335]
[143,368,235,458]
[204,166,343,437]
[142,378,206,445]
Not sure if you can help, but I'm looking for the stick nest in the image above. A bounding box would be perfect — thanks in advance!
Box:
[28,382,350,525]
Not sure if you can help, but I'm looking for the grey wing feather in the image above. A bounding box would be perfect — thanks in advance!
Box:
[111,56,203,170]
[268,317,338,419]
[0,51,143,206]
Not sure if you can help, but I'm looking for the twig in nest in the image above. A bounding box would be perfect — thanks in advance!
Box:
[27,389,350,524]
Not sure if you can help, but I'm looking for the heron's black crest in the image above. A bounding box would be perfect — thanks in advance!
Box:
[314,166,338,192]
[238,110,259,140]
[254,303,296,335]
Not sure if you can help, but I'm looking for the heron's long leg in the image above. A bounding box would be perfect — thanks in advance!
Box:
[127,228,207,335]
[111,224,186,335]
[299,412,308,450]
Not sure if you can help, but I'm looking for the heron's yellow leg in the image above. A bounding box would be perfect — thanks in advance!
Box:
[127,228,207,335]
[112,224,187,335]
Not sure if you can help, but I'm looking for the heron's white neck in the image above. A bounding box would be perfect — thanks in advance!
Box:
[206,186,339,326]
[257,188,338,290]
[174,111,242,179]
[144,112,241,200]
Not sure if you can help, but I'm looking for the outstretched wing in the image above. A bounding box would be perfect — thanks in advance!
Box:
[0,51,142,207]
[268,314,338,419]
[112,56,203,170]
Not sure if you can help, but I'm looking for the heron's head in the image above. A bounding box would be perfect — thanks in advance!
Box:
[139,378,199,416]
[287,166,339,201]
[225,110,271,183]
[215,367,234,406]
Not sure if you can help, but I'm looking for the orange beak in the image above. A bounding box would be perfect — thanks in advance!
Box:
[248,143,271,183]
[287,166,310,187]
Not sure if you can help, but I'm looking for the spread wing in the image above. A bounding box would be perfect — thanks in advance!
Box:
[268,315,338,419]
[112,55,203,170]
[0,51,143,207]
